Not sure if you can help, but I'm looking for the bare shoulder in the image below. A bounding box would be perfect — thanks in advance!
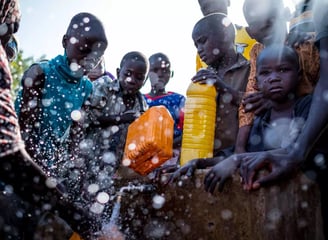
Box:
[22,63,46,89]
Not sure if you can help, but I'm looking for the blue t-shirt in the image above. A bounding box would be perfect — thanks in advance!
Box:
[15,54,92,171]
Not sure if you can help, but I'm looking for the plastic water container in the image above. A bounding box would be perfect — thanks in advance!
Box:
[180,82,217,165]
[122,105,174,175]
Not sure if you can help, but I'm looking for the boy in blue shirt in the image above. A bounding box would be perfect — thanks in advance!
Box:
[15,12,108,176]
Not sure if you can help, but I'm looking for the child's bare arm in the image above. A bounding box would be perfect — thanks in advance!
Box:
[18,64,45,155]
[234,125,252,153]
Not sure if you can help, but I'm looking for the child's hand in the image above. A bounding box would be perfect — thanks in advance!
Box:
[191,68,217,85]
[120,110,140,123]
[242,91,271,115]
[191,68,228,92]
[286,31,314,48]
[204,156,239,194]
[166,159,199,184]
[240,151,299,191]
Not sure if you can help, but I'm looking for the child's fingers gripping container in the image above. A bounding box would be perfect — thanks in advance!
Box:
[122,105,174,175]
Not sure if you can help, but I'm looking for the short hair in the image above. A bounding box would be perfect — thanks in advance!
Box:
[66,12,105,37]
[256,44,300,71]
[120,51,149,71]
[243,0,285,22]
[149,52,170,67]
[193,13,235,42]
[198,0,230,16]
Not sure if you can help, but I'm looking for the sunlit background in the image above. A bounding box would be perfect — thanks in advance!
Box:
[17,0,295,96]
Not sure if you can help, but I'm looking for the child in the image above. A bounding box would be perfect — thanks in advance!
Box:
[87,56,115,82]
[195,0,256,71]
[205,44,312,191]
[240,0,328,237]
[60,51,149,213]
[144,52,185,153]
[236,0,319,153]
[15,12,108,175]
[169,45,310,194]
[191,13,250,156]
[0,3,106,239]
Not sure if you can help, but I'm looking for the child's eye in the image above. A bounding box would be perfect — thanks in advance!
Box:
[150,67,159,73]
[198,36,207,44]
[136,74,145,82]
[195,36,207,47]
[124,71,132,77]
[279,67,289,73]
[259,70,270,76]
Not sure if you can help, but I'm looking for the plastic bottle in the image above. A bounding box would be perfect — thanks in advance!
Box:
[180,82,217,166]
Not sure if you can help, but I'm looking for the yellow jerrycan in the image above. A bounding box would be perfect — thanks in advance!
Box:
[180,82,217,165]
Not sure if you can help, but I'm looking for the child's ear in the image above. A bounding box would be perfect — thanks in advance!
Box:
[62,35,68,48]
[116,68,120,79]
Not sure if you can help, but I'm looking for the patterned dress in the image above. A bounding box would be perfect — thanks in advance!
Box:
[144,91,185,139]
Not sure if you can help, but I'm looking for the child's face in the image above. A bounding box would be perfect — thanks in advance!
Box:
[192,23,231,66]
[64,33,107,75]
[244,2,287,45]
[256,51,299,102]
[148,59,171,92]
[118,59,148,94]
[88,58,105,81]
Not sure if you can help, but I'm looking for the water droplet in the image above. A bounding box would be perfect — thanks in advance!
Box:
[24,77,33,87]
[97,192,110,204]
[83,17,90,23]
[87,183,99,194]
[45,177,57,188]
[128,143,136,150]
[221,209,233,220]
[70,62,79,71]
[90,202,104,214]
[69,36,78,44]
[152,195,165,209]
[151,155,159,164]
[122,158,131,166]
[71,110,82,121]
[212,48,220,55]
[222,17,232,27]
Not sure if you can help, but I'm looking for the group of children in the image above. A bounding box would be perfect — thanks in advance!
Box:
[2,0,328,239]
[169,0,328,238]
[2,4,185,239]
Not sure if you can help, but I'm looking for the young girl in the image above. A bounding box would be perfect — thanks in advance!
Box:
[144,52,185,150]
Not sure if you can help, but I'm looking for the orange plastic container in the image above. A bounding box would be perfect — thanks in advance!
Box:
[180,82,217,165]
[122,105,174,175]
